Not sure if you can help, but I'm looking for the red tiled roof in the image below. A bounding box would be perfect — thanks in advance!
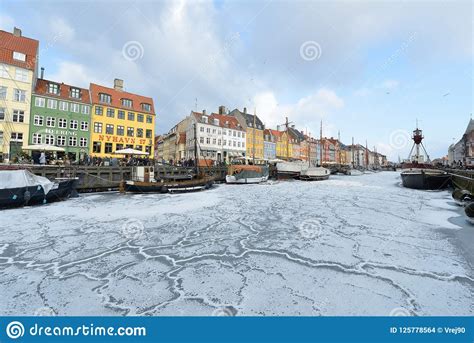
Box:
[90,83,155,114]
[268,129,283,137]
[0,30,39,71]
[34,79,91,105]
[191,111,244,131]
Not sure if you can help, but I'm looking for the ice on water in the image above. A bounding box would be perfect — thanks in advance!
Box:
[0,172,472,316]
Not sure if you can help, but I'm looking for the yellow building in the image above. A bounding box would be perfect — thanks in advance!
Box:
[0,28,39,161]
[228,107,264,159]
[274,130,292,159]
[89,79,155,158]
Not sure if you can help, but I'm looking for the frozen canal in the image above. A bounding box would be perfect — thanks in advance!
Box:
[0,172,472,316]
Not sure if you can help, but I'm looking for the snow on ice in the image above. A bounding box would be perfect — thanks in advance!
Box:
[0,172,472,316]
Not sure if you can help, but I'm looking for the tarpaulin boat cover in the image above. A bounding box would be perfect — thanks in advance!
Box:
[0,170,54,194]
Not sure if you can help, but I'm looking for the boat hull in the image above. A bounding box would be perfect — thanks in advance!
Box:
[299,174,330,181]
[0,179,78,209]
[401,170,450,190]
[125,178,214,194]
[226,175,269,184]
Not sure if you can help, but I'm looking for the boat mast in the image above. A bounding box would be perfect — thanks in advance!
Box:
[286,116,289,159]
[253,108,256,164]
[365,140,369,168]
[320,120,323,166]
[194,122,199,174]
[352,137,355,168]
[308,132,311,167]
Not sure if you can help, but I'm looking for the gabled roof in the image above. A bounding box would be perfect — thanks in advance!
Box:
[34,79,91,105]
[90,83,155,114]
[464,119,474,135]
[191,111,245,131]
[0,30,39,71]
[228,108,265,129]
[288,127,305,141]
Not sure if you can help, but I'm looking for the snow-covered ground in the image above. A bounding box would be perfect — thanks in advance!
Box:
[0,172,472,316]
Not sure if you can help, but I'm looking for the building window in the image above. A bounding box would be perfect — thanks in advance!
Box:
[79,137,88,147]
[48,83,60,94]
[12,110,24,122]
[121,99,133,108]
[141,103,151,112]
[15,68,28,82]
[200,137,204,143]
[105,142,113,153]
[46,117,56,127]
[71,103,80,113]
[136,128,143,137]
[116,144,123,151]
[47,99,57,109]
[0,86,6,100]
[0,65,9,78]
[242,133,245,139]
[58,118,67,128]
[99,93,111,104]
[145,146,151,154]
[106,124,114,134]
[14,89,26,102]
[146,115,153,124]
[218,139,221,145]
[94,122,102,133]
[82,105,90,115]
[0,108,5,120]
[70,120,78,130]
[93,141,102,153]
[13,51,26,61]
[70,87,81,99]
[59,101,68,111]
[135,145,142,151]
[127,112,135,121]
[45,134,54,145]
[146,129,152,138]
[212,138,216,144]
[32,133,42,144]
[95,106,103,115]
[81,121,88,131]
[223,140,227,146]
[127,127,134,137]
[200,127,204,132]
[118,110,125,119]
[117,125,124,136]
[137,114,144,122]
[34,115,44,126]
[106,108,115,118]
[11,132,23,141]
[69,136,77,147]
[206,138,210,144]
[57,136,66,146]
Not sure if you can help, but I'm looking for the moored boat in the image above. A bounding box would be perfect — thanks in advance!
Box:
[226,158,269,184]
[299,166,330,181]
[0,169,78,209]
[276,160,306,180]
[400,126,450,190]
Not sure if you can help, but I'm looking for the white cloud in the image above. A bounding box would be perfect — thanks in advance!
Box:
[48,17,75,43]
[48,61,98,88]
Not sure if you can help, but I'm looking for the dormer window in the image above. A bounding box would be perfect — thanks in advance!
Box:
[202,116,208,124]
[13,51,26,62]
[48,83,60,95]
[70,87,81,99]
[213,119,219,125]
[121,98,133,108]
[99,93,111,104]
[141,103,151,112]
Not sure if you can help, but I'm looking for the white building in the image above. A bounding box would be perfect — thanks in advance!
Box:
[185,111,246,163]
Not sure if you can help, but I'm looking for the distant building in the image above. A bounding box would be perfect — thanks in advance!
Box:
[450,118,474,167]
[263,129,277,160]
[0,27,39,162]
[229,107,265,159]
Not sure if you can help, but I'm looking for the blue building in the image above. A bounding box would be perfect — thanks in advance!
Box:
[264,129,276,160]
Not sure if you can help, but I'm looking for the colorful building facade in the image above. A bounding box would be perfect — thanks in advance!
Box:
[229,107,264,159]
[89,79,155,158]
[263,129,276,160]
[29,78,91,161]
[0,28,39,162]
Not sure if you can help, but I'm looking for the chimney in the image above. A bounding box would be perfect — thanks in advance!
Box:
[113,78,124,91]
[202,109,206,115]
[13,27,22,37]
[243,107,247,114]
[40,67,44,79]
[218,105,226,115]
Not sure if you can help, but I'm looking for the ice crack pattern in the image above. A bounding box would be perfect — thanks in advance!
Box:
[0,172,472,316]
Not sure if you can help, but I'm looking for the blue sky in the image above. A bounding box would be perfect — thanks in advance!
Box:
[1,0,472,161]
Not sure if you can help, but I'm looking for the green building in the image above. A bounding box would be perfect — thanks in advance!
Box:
[29,77,91,161]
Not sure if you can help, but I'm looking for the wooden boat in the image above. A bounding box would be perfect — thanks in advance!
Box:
[400,126,450,190]
[299,166,330,181]
[122,166,215,193]
[226,157,269,184]
[0,169,78,209]
[276,160,305,180]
